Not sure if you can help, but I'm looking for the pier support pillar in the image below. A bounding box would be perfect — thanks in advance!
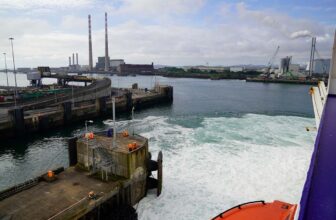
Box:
[9,108,25,134]
[165,86,173,102]
[68,137,78,166]
[63,102,72,124]
[125,92,133,112]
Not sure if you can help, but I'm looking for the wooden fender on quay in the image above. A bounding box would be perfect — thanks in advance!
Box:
[62,101,72,124]
[165,86,173,102]
[146,151,163,196]
[157,151,162,196]
[98,96,108,115]
[9,107,25,134]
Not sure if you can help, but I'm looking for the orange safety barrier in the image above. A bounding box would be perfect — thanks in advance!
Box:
[89,133,94,139]
[47,170,54,178]
[128,142,138,151]
[84,132,94,139]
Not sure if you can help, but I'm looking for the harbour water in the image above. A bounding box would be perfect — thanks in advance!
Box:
[0,73,315,219]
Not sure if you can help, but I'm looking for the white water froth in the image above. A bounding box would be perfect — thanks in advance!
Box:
[106,114,315,220]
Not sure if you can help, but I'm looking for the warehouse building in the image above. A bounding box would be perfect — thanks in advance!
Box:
[117,63,154,75]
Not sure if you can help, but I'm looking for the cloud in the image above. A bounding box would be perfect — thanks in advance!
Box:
[290,30,312,39]
[106,0,205,18]
[3,32,88,68]
[236,3,280,28]
[236,2,332,40]
[60,15,88,30]
[293,5,336,12]
[0,17,50,40]
[0,17,86,67]
[233,2,333,61]
[0,0,94,10]
[0,1,333,68]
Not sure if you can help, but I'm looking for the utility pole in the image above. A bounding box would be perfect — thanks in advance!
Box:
[9,37,17,107]
[3,53,9,87]
[132,106,135,135]
[112,97,116,148]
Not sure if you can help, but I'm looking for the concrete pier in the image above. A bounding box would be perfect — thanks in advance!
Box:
[0,85,173,139]
[0,132,162,220]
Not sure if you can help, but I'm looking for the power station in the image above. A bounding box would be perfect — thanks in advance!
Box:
[68,52,79,71]
[87,13,111,72]
[64,13,155,74]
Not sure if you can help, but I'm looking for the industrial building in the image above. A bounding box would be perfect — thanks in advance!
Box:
[110,59,125,71]
[17,68,32,73]
[313,59,331,75]
[280,57,291,74]
[95,56,109,70]
[118,63,154,75]
[86,13,153,74]
[230,66,244,72]
[95,58,151,74]
[68,53,80,71]
[289,64,300,73]
[110,59,125,67]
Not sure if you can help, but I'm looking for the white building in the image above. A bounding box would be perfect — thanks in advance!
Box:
[289,64,300,73]
[191,66,229,72]
[230,67,244,72]
[110,59,125,67]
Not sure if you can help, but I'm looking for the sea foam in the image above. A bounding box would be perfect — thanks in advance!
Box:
[114,114,316,220]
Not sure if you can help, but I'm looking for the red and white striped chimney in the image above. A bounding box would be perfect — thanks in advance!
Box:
[88,15,93,71]
[104,12,109,72]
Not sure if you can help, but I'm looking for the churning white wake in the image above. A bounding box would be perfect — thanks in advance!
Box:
[109,114,315,220]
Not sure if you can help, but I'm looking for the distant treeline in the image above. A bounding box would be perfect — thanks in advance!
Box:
[155,67,260,80]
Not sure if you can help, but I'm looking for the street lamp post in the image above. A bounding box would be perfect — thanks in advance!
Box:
[85,120,93,134]
[132,106,135,135]
[3,53,9,87]
[9,37,17,107]
[112,97,116,148]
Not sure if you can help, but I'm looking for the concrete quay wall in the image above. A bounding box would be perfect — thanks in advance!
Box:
[0,85,173,139]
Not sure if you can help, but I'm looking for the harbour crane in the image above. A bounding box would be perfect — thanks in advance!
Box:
[266,46,280,78]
